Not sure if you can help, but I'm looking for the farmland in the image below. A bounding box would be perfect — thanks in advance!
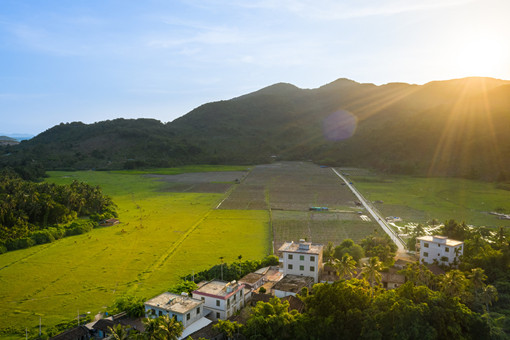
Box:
[219,162,380,250]
[0,166,270,337]
[0,162,380,337]
[347,171,510,228]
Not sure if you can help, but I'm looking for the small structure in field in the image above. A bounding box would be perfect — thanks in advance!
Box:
[99,218,120,226]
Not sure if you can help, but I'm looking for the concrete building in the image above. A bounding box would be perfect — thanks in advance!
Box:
[416,235,463,265]
[278,239,323,283]
[192,280,245,321]
[144,292,205,329]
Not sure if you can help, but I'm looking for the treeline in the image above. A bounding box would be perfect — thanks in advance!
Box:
[0,169,117,253]
[185,255,280,283]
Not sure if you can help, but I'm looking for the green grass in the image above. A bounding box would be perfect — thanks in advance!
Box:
[110,164,250,175]
[0,168,268,337]
[350,175,510,227]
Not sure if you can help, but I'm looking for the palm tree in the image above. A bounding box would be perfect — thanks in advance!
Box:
[469,268,487,291]
[157,315,184,340]
[440,270,467,298]
[480,285,498,313]
[323,241,335,265]
[362,257,382,290]
[108,324,130,340]
[335,254,357,279]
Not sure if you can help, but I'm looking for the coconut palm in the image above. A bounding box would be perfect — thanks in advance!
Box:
[362,257,382,290]
[335,254,357,279]
[323,241,335,265]
[480,285,498,313]
[108,324,131,340]
[440,270,468,298]
[157,315,184,340]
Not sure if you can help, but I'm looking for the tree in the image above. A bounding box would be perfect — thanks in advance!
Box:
[143,315,183,340]
[335,254,357,279]
[362,257,382,289]
[479,285,498,313]
[323,241,335,264]
[244,297,304,340]
[213,319,242,340]
[108,324,131,340]
[168,281,198,296]
[110,295,145,317]
[439,270,468,299]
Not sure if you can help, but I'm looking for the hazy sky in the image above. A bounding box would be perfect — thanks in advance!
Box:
[1,0,509,135]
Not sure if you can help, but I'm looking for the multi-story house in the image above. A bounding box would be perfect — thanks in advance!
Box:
[416,235,463,265]
[278,239,323,283]
[192,280,245,320]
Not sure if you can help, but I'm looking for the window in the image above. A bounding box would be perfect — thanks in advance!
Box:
[288,254,293,260]
[288,264,293,269]
[310,266,315,272]
[151,309,156,315]
[445,247,450,252]
[299,265,304,271]
[186,313,190,320]
[216,312,220,319]
[424,243,429,248]
[201,297,205,301]
[158,310,163,316]
[197,307,200,314]
[423,252,429,257]
[310,256,315,261]
[300,255,305,261]
[216,300,220,307]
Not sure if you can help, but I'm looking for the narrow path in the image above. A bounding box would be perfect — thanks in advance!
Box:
[331,168,406,253]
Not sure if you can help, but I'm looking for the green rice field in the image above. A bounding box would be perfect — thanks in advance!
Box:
[0,167,270,337]
[349,173,510,227]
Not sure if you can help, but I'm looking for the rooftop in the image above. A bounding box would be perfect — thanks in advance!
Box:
[239,273,264,285]
[273,274,314,293]
[417,235,463,247]
[278,240,323,255]
[193,280,244,299]
[145,292,203,314]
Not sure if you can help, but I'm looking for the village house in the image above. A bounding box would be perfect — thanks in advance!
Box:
[278,239,323,283]
[416,235,463,265]
[144,292,211,338]
[192,280,245,321]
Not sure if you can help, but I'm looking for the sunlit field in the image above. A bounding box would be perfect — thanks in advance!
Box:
[350,173,510,227]
[0,167,270,336]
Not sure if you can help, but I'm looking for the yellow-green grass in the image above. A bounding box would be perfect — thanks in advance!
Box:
[111,165,250,175]
[0,169,269,336]
[351,175,510,227]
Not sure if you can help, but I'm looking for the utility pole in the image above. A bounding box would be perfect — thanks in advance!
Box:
[77,310,80,326]
[39,316,41,336]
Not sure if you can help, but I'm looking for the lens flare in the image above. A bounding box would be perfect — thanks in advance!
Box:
[323,110,357,141]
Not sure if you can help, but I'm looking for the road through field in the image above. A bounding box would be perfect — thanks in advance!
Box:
[332,168,406,252]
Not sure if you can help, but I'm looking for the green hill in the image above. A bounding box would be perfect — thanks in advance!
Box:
[2,76,510,180]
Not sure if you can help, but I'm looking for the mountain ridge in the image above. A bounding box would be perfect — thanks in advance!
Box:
[2,76,510,180]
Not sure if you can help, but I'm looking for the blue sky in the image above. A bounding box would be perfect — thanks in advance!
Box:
[1,0,509,135]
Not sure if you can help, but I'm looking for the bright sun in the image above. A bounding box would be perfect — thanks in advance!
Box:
[455,36,509,77]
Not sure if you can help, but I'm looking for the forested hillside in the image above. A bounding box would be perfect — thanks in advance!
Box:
[2,77,509,180]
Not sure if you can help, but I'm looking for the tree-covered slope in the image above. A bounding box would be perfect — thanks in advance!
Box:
[1,77,509,180]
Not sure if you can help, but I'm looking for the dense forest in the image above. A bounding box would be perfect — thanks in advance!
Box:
[2,77,510,182]
[0,169,117,253]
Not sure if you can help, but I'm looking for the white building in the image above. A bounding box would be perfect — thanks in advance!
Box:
[416,235,463,265]
[278,239,323,283]
[192,280,245,321]
[144,292,210,336]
